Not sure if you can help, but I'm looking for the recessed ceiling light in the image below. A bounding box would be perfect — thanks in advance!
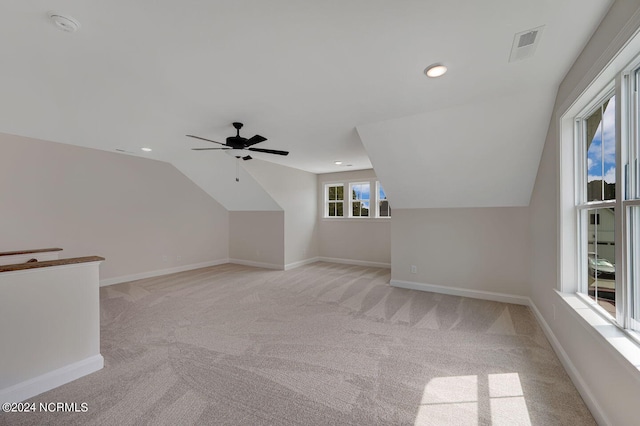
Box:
[141,147,152,152]
[424,64,447,78]
[334,161,343,165]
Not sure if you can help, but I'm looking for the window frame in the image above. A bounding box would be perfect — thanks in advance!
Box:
[324,183,344,218]
[348,182,371,218]
[376,181,391,218]
[322,179,390,220]
[562,52,640,339]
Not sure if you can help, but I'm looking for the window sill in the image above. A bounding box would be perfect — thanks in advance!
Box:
[555,290,640,374]
[321,217,391,223]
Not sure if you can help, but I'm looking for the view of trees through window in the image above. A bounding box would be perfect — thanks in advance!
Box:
[324,181,390,218]
[351,183,370,217]
[378,184,390,217]
[327,185,344,217]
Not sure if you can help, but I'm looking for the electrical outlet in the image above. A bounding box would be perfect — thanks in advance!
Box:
[410,265,417,274]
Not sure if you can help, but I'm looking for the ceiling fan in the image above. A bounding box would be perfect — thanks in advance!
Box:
[187,122,289,161]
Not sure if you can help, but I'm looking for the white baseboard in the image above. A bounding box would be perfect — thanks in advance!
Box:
[0,354,104,403]
[228,258,283,270]
[390,279,529,306]
[317,256,391,269]
[528,300,610,426]
[285,257,320,271]
[100,259,229,287]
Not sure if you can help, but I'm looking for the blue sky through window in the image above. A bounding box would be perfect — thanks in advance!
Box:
[379,185,387,200]
[587,97,616,183]
[353,183,370,210]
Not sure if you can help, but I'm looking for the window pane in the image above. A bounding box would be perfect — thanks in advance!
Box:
[352,183,370,201]
[377,183,391,217]
[380,200,390,217]
[630,206,640,329]
[379,185,386,200]
[353,184,362,200]
[337,186,344,201]
[352,201,360,216]
[328,186,336,201]
[585,207,616,315]
[337,202,343,216]
[586,97,616,201]
[328,202,335,216]
[362,201,369,217]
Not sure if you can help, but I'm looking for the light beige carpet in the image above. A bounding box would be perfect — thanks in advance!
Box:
[1,262,594,425]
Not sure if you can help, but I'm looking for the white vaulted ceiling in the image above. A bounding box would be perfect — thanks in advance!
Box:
[0,0,613,209]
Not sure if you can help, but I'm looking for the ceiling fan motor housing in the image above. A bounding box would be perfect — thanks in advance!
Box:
[226,136,246,149]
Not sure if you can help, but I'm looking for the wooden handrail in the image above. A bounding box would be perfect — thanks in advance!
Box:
[0,256,104,273]
[0,248,63,257]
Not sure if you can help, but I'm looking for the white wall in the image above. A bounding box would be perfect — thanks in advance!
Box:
[229,210,285,268]
[392,207,530,297]
[0,261,103,400]
[0,133,229,281]
[317,169,391,266]
[244,159,319,266]
[529,2,640,424]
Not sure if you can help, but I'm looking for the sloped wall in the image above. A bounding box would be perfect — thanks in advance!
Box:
[0,133,229,280]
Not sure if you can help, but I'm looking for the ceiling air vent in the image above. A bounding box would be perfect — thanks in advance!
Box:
[509,26,544,62]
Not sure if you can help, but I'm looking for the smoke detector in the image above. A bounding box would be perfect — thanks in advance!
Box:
[48,12,80,33]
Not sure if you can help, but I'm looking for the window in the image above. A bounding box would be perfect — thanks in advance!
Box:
[325,184,344,217]
[350,182,370,217]
[377,182,391,217]
[323,179,390,219]
[567,57,640,334]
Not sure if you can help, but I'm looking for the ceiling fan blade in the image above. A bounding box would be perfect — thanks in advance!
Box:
[247,147,289,156]
[186,135,226,146]
[245,135,267,146]
[242,155,252,161]
[191,147,231,150]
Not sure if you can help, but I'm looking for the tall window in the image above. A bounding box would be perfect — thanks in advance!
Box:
[377,182,391,217]
[350,182,370,217]
[326,184,344,217]
[570,61,640,334]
